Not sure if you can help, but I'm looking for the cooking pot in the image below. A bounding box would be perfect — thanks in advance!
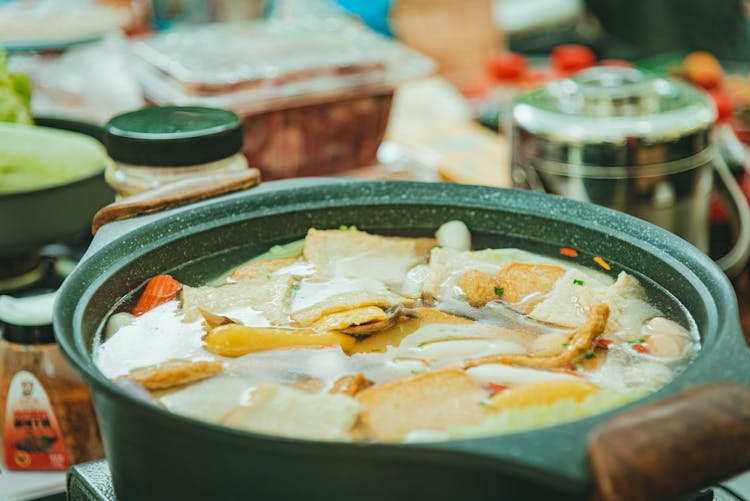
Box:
[54,177,750,501]
[511,66,750,278]
[0,118,113,262]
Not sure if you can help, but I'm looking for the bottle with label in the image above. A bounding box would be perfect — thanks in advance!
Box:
[0,294,104,471]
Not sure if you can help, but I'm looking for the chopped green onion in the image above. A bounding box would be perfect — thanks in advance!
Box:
[561,343,569,348]
[575,362,584,370]
[455,293,468,301]
[291,284,301,291]
[478,401,488,407]
[573,279,584,286]
[627,338,646,345]
[584,352,596,359]
[494,287,505,296]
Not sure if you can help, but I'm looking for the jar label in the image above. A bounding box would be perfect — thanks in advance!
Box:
[3,371,70,471]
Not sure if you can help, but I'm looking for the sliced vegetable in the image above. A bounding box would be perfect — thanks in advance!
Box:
[559,247,579,258]
[485,380,599,413]
[595,339,613,348]
[684,51,723,89]
[487,382,509,395]
[204,324,356,357]
[593,256,611,270]
[132,274,182,316]
[632,344,649,354]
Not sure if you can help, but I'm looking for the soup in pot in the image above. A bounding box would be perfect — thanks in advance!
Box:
[96,222,698,442]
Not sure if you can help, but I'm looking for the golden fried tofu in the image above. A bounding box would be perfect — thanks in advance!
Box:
[291,290,406,326]
[124,359,224,391]
[303,228,434,288]
[355,368,487,441]
[313,306,389,331]
[458,269,501,307]
[496,263,565,313]
[182,275,293,324]
[230,258,299,280]
[222,383,361,441]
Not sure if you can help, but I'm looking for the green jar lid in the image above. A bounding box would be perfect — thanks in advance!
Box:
[104,106,243,167]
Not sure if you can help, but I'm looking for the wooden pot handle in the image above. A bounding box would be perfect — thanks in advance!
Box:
[92,169,261,235]
[588,382,750,501]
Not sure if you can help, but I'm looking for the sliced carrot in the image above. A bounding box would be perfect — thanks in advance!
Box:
[559,247,579,258]
[632,344,649,354]
[593,256,611,270]
[487,382,509,395]
[132,274,182,316]
[595,339,613,349]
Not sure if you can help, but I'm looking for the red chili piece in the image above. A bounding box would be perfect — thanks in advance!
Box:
[632,344,649,354]
[487,382,509,395]
[595,339,613,348]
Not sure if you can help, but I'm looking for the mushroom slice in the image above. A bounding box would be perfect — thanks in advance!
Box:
[199,308,238,329]
[464,303,610,369]
[338,305,419,337]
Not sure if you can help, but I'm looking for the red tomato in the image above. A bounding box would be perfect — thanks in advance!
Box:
[487,52,529,81]
[707,89,734,122]
[599,59,634,68]
[551,45,596,75]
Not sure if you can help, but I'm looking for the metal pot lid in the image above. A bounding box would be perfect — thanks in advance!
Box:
[512,66,716,144]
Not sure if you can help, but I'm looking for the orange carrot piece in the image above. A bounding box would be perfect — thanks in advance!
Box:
[132,274,182,316]
[593,256,611,270]
[559,247,579,258]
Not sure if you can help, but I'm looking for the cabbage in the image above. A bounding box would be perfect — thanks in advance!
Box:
[0,50,32,124]
[447,389,647,439]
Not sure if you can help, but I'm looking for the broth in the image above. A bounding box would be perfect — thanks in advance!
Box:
[95,222,699,443]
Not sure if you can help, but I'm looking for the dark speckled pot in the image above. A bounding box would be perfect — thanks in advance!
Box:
[54,179,750,501]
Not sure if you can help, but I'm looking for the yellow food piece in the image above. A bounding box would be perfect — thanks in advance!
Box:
[230,258,299,280]
[204,324,356,357]
[458,269,500,307]
[314,306,388,331]
[485,380,599,413]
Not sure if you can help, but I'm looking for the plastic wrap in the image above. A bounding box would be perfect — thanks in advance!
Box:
[132,16,434,111]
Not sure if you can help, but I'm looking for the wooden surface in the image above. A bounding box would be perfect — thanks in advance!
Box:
[91,169,261,234]
[588,382,750,501]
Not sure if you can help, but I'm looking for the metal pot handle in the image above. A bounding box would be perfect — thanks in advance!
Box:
[91,169,261,235]
[713,155,750,278]
[588,382,750,501]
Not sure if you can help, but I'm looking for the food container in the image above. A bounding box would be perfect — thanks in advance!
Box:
[131,18,433,179]
[0,121,113,260]
[0,294,103,470]
[103,106,247,197]
[54,179,750,501]
[510,66,750,277]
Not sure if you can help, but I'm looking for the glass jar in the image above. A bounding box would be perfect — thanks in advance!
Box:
[104,106,247,198]
[0,294,104,471]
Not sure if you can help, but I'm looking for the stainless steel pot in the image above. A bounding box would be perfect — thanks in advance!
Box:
[511,66,750,277]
